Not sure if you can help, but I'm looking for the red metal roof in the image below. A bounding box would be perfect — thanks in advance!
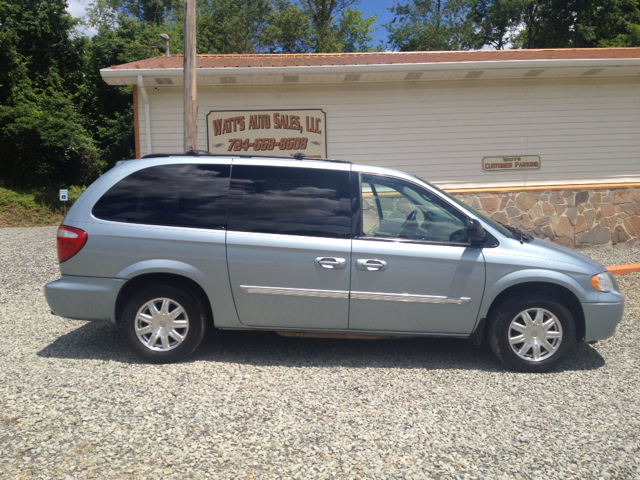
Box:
[109,48,640,70]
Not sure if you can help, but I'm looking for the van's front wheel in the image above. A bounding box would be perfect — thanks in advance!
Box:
[122,285,207,363]
[488,296,576,372]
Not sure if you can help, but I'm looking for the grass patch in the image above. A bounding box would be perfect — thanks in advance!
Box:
[0,185,86,228]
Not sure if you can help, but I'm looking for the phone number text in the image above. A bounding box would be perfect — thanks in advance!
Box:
[228,137,309,152]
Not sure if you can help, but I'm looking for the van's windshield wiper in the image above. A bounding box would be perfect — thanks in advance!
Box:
[499,223,532,243]
[501,224,521,237]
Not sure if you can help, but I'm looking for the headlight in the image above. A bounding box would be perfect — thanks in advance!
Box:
[590,272,614,292]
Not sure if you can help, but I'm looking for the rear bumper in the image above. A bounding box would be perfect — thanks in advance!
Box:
[582,299,624,342]
[45,275,125,324]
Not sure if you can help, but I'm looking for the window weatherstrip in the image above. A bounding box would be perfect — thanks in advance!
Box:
[351,291,470,305]
[240,285,349,299]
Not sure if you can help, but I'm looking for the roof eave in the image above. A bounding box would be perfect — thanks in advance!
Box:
[100,57,640,85]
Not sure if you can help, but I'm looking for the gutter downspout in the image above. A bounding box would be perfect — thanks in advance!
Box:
[137,75,152,155]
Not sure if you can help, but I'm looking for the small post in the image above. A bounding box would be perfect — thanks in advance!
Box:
[183,0,197,152]
[59,189,68,216]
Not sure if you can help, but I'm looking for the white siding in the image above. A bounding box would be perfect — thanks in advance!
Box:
[138,76,640,189]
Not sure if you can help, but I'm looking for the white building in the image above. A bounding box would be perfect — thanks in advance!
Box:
[101,49,640,248]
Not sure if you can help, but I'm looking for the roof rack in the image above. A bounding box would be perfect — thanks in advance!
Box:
[140,151,351,164]
[141,150,217,158]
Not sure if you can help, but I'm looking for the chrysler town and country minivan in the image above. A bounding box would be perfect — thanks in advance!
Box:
[45,153,624,372]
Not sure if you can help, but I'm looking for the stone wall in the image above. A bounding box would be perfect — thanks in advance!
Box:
[454,187,640,249]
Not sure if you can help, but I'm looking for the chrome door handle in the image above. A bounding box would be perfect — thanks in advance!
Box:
[356,259,388,271]
[315,257,347,269]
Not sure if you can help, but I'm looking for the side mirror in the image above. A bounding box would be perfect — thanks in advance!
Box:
[466,218,487,246]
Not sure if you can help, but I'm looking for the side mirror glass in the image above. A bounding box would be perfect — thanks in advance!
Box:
[466,218,487,246]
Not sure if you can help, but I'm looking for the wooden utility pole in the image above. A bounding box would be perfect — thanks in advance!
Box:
[183,0,197,152]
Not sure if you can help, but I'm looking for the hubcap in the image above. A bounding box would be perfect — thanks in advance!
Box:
[508,308,563,362]
[135,298,189,351]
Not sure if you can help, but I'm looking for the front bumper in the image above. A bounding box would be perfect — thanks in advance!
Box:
[582,297,624,342]
[45,275,125,324]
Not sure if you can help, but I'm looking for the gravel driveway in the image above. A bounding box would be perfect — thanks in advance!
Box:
[1,227,639,479]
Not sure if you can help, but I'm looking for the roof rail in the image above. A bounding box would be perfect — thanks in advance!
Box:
[142,150,218,158]
[140,151,351,163]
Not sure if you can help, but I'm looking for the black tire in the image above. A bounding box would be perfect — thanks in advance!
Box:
[487,295,576,373]
[122,285,207,363]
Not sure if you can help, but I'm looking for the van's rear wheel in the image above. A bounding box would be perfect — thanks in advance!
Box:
[488,296,576,372]
[122,285,207,363]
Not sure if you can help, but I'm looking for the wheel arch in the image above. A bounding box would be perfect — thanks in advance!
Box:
[484,282,585,342]
[115,272,214,327]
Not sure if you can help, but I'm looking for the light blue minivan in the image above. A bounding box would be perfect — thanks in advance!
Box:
[45,153,624,372]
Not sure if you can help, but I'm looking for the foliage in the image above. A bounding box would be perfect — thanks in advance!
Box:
[262,0,376,53]
[338,8,377,52]
[0,0,102,188]
[0,186,62,227]
[262,0,314,52]
[469,0,640,50]
[470,0,523,49]
[605,23,640,47]
[197,0,271,54]
[80,14,172,171]
[298,0,376,52]
[387,0,478,51]
[0,88,104,187]
[0,184,86,227]
[86,0,177,27]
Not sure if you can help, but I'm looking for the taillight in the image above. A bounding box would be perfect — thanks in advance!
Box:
[57,226,88,263]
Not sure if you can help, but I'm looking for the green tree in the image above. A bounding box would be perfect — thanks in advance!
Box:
[0,0,101,188]
[263,1,376,53]
[262,0,313,52]
[87,0,176,25]
[81,18,163,169]
[83,0,183,167]
[470,0,523,49]
[387,0,477,51]
[91,0,274,55]
[604,22,640,46]
[338,8,377,52]
[197,0,271,54]
[558,0,640,48]
[476,0,640,49]
[301,0,356,51]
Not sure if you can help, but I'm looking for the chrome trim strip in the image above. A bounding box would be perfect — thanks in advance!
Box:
[351,291,470,305]
[240,286,469,304]
[240,285,349,299]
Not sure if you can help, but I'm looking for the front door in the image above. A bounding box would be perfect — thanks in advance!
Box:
[226,161,352,329]
[349,173,485,334]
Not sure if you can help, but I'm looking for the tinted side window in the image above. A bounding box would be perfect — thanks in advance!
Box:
[92,163,230,228]
[227,165,351,239]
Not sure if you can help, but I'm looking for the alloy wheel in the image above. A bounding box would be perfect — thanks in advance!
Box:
[508,308,563,362]
[135,298,190,351]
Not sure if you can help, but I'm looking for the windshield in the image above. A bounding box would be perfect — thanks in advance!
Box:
[414,177,516,239]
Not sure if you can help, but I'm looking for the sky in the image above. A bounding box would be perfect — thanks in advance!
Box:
[358,0,396,47]
[66,0,89,18]
[65,0,398,46]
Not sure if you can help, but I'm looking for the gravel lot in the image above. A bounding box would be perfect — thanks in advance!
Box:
[1,226,639,479]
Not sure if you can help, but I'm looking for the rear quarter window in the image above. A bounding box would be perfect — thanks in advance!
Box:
[92,163,230,228]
